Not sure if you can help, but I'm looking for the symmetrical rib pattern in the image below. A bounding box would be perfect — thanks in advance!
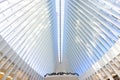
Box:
[1,0,120,80]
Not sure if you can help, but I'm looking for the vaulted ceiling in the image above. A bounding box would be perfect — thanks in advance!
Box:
[0,0,120,78]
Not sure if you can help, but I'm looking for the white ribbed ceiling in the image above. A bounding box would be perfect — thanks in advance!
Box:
[0,0,57,76]
[0,0,120,78]
[63,0,120,76]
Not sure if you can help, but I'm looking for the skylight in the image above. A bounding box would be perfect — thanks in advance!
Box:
[55,0,65,63]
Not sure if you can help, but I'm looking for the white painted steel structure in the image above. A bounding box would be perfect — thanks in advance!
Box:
[0,0,120,80]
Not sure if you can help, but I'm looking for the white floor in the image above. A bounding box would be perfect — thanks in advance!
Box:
[44,75,78,80]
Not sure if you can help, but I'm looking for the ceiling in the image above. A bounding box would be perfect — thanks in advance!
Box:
[0,0,120,77]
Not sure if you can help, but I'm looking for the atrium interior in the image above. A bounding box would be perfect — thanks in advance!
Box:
[0,0,120,80]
